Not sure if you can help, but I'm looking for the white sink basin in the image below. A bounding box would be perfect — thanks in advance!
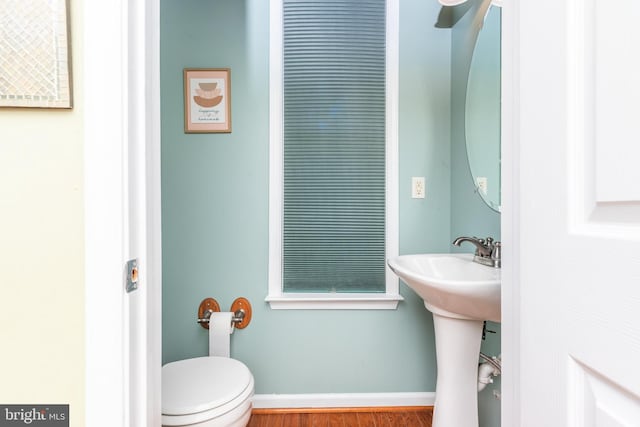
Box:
[388,253,501,427]
[388,253,501,323]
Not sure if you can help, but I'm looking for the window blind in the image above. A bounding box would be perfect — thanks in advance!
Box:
[282,0,387,293]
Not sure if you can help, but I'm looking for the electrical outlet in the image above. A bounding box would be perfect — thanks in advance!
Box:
[412,177,425,199]
[476,177,488,195]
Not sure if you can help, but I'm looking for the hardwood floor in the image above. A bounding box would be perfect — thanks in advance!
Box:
[247,407,433,427]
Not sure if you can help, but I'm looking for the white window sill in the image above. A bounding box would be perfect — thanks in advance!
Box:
[265,293,404,310]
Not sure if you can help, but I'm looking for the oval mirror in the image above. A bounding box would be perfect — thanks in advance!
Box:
[465,6,501,212]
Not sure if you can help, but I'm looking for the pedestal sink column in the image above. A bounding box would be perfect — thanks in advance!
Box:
[432,314,484,427]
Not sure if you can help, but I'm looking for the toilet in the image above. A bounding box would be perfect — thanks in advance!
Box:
[162,356,255,427]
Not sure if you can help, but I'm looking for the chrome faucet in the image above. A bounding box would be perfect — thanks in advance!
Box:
[452,236,501,268]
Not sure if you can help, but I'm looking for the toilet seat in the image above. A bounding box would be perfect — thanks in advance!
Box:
[162,357,254,427]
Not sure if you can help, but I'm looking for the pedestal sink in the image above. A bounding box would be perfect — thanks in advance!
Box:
[387,253,501,427]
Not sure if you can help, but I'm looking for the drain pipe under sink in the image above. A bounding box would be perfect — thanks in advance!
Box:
[478,353,501,392]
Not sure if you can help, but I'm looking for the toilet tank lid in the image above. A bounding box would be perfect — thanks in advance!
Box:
[162,356,253,415]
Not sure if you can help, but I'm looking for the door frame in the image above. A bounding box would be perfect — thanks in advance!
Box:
[84,0,161,425]
[501,0,521,425]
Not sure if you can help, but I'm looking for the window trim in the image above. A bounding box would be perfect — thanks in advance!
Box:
[268,0,401,310]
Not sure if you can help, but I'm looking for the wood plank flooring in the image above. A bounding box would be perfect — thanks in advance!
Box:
[247,407,433,427]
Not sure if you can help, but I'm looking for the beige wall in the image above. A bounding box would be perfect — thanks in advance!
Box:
[0,1,84,424]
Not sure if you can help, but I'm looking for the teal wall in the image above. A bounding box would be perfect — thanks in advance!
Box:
[161,0,453,395]
[450,1,502,425]
[161,3,502,421]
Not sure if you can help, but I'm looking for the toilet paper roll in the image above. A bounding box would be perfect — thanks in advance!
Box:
[209,312,234,357]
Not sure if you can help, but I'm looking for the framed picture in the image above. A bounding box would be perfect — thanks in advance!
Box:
[184,68,232,133]
[0,0,73,108]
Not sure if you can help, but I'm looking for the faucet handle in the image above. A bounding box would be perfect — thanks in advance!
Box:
[491,242,501,267]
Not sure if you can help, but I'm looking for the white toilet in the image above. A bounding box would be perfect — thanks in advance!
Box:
[162,356,255,427]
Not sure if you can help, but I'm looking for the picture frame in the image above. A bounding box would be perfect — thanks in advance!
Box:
[183,68,232,133]
[0,0,73,108]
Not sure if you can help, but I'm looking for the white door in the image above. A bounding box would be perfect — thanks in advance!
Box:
[503,0,640,425]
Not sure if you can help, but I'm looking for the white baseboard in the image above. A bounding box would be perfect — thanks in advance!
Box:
[252,392,435,409]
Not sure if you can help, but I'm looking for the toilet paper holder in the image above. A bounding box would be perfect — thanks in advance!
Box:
[197,297,252,330]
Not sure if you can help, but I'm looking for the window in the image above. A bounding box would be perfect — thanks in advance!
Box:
[268,0,400,309]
